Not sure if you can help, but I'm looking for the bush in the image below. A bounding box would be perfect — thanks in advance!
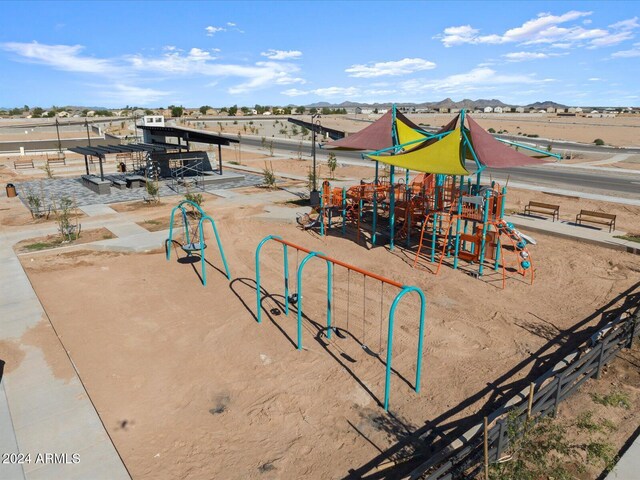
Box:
[262,161,276,189]
[185,191,203,206]
[594,138,605,146]
[327,153,337,179]
[488,127,496,133]
[52,195,80,242]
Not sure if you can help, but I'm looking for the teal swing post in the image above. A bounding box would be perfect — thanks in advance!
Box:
[255,234,428,411]
[165,200,231,286]
[342,187,347,235]
[296,251,333,350]
[372,160,379,246]
[389,104,398,252]
[384,285,427,411]
[255,235,291,323]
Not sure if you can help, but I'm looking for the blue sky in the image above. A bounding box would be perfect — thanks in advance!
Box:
[1,1,639,108]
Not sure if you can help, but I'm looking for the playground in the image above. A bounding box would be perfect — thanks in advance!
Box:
[2,107,640,479]
[12,194,640,479]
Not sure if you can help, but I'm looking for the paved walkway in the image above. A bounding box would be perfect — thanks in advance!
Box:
[0,225,130,479]
[606,432,640,479]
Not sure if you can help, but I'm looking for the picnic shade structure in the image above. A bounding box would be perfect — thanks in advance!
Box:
[325,105,560,249]
[69,143,167,181]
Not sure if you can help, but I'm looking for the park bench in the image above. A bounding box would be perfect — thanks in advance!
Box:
[13,158,34,169]
[524,201,560,222]
[111,178,127,190]
[81,175,111,195]
[46,152,66,166]
[576,210,616,232]
[126,175,147,188]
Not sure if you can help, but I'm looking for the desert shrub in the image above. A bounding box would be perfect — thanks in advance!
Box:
[594,138,605,146]
[262,161,276,189]
[185,191,203,206]
[327,153,337,179]
[51,195,80,242]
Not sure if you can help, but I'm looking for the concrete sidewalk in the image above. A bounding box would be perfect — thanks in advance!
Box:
[606,432,640,479]
[0,227,130,479]
[505,214,640,255]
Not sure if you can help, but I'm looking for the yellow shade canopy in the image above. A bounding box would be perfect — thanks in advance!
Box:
[395,118,427,151]
[367,128,469,175]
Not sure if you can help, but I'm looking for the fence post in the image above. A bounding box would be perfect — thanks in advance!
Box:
[629,313,638,349]
[527,382,535,419]
[484,417,489,480]
[596,340,607,379]
[496,418,506,463]
[553,374,563,417]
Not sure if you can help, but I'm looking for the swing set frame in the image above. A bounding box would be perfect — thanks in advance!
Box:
[255,234,427,411]
[165,200,232,286]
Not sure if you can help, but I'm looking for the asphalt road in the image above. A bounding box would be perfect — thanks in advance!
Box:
[240,136,640,197]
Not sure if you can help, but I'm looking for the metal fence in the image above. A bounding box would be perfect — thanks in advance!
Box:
[409,302,640,480]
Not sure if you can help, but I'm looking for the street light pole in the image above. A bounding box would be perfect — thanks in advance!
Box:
[310,113,321,205]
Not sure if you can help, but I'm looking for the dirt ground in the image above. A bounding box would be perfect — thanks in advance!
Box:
[16,198,640,479]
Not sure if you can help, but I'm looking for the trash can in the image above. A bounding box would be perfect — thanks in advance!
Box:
[6,183,17,198]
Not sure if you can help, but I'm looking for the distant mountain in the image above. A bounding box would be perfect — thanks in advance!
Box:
[305,98,516,109]
[305,101,333,108]
[525,101,568,109]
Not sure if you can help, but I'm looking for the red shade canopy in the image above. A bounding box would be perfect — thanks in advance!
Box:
[466,115,550,168]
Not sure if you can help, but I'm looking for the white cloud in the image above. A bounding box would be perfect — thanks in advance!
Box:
[612,42,640,57]
[589,30,635,48]
[610,17,639,30]
[205,25,225,36]
[401,67,553,96]
[588,77,602,81]
[260,49,302,60]
[128,52,306,93]
[226,22,236,27]
[0,41,112,73]
[281,86,395,101]
[438,25,479,47]
[345,58,436,77]
[2,40,307,97]
[503,51,550,62]
[435,11,638,49]
[97,83,171,104]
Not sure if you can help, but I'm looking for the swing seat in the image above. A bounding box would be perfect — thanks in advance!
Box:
[182,242,206,253]
[296,212,321,230]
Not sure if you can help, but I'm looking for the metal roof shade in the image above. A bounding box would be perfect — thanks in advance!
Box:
[138,125,239,146]
[69,143,165,157]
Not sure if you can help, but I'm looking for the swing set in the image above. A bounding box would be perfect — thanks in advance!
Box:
[165,200,232,286]
[255,234,427,411]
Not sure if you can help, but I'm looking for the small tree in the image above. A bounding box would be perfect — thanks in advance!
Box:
[171,106,184,117]
[307,166,318,193]
[41,162,54,179]
[199,105,211,115]
[295,106,306,114]
[268,140,274,156]
[262,161,276,189]
[51,195,80,242]
[594,138,605,146]
[327,152,337,179]
[488,127,496,133]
